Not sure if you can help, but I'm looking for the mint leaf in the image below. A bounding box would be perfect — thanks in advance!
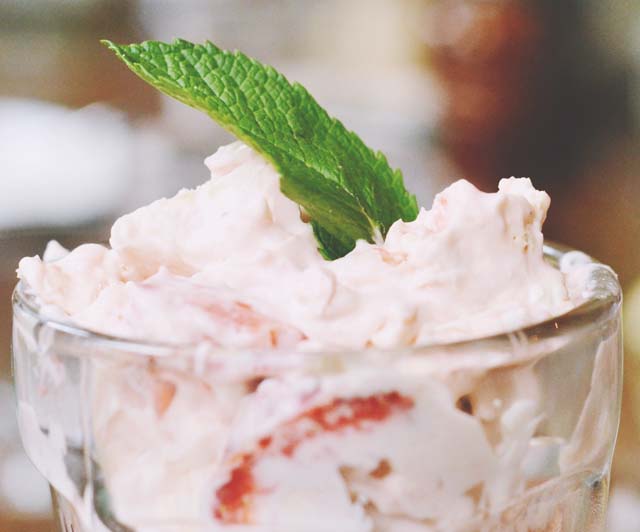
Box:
[102,39,418,259]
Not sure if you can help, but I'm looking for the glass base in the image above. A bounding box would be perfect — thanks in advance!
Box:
[50,487,82,532]
[49,471,609,531]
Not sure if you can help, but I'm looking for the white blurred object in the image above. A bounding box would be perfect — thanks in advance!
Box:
[0,99,135,229]
[608,486,640,532]
[0,451,51,516]
[0,99,195,230]
[0,381,18,447]
[0,380,51,517]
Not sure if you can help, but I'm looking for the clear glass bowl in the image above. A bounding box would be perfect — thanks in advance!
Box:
[12,245,622,532]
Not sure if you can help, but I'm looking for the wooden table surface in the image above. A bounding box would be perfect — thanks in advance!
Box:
[0,517,54,532]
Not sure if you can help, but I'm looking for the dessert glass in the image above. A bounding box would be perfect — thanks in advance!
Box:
[11,245,622,532]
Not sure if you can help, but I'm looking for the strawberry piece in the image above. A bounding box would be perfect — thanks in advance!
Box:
[153,380,176,417]
[213,391,413,524]
[214,454,255,523]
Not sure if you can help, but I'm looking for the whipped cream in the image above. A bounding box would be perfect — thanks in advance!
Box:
[16,142,609,532]
[18,141,573,350]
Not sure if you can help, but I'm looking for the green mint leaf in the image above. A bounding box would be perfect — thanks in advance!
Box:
[310,220,354,261]
[102,39,419,259]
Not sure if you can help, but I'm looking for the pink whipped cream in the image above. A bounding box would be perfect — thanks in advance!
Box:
[18,141,572,349]
[17,142,596,531]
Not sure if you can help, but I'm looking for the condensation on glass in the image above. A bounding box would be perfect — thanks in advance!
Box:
[11,246,622,532]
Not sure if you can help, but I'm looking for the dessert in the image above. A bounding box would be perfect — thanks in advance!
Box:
[12,40,622,531]
[18,144,569,349]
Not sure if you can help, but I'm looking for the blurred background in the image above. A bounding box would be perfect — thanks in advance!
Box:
[1,0,640,530]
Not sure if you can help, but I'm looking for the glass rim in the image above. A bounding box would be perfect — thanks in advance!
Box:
[12,243,622,360]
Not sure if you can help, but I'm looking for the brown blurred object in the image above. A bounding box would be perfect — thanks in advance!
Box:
[429,1,541,142]
[0,0,159,116]
[0,517,52,532]
[424,0,632,194]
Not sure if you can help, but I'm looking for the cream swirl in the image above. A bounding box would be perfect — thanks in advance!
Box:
[18,141,573,349]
